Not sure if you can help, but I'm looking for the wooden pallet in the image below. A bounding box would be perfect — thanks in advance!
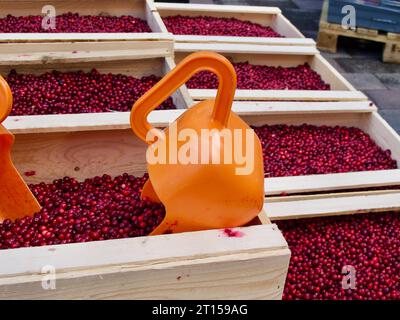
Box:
[317,1,400,63]
[317,21,400,64]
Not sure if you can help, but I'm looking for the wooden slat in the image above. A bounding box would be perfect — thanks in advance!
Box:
[319,21,399,43]
[265,169,400,196]
[310,54,356,91]
[146,0,169,33]
[266,189,400,203]
[264,192,400,220]
[190,89,367,101]
[154,3,282,15]
[0,224,286,277]
[272,11,305,38]
[4,110,183,134]
[359,112,400,166]
[4,102,376,134]
[0,33,172,43]
[0,41,174,65]
[0,224,290,300]
[232,101,376,114]
[175,42,319,55]
[173,35,315,46]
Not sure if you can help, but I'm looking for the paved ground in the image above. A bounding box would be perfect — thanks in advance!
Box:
[191,0,400,133]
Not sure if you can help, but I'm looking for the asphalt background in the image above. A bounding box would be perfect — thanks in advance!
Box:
[190,0,400,133]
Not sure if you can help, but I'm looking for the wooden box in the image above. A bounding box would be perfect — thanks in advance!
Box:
[0,219,289,299]
[265,190,400,221]
[0,40,193,128]
[0,116,290,300]
[150,1,315,46]
[0,0,171,43]
[174,43,367,102]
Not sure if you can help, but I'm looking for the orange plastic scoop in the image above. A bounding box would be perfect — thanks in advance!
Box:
[130,51,264,235]
[0,75,41,222]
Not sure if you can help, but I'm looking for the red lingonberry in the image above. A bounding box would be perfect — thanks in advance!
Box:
[0,13,151,33]
[0,174,165,249]
[7,69,176,115]
[163,15,282,37]
[187,62,330,91]
[278,212,400,300]
[254,124,397,177]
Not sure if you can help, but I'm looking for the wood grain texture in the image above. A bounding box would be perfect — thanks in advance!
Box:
[190,89,366,101]
[0,33,173,43]
[359,112,400,166]
[175,43,318,55]
[265,192,400,220]
[4,110,184,134]
[265,169,400,196]
[11,129,148,184]
[3,102,376,134]
[173,35,315,46]
[0,224,290,300]
[0,41,174,65]
[231,101,376,114]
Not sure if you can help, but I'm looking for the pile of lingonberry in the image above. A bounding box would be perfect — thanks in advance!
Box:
[7,69,176,115]
[254,124,398,177]
[278,212,400,300]
[0,13,151,33]
[186,62,330,90]
[163,15,282,37]
[0,174,165,250]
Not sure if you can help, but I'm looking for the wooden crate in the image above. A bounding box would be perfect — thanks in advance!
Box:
[5,107,400,197]
[0,119,290,300]
[0,41,193,129]
[0,218,290,299]
[0,0,171,43]
[247,111,400,196]
[150,1,315,46]
[174,43,367,102]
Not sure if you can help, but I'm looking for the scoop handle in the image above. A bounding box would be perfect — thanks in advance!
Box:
[0,75,13,124]
[130,51,237,143]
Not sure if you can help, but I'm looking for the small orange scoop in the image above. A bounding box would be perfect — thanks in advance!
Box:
[130,52,264,235]
[0,76,41,222]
